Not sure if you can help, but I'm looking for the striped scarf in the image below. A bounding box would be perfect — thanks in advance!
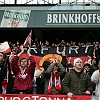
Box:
[47,72,62,94]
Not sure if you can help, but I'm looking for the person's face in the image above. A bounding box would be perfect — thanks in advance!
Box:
[53,66,58,71]
[84,66,90,72]
[75,60,83,69]
[0,53,4,62]
[12,51,16,55]
[20,59,28,69]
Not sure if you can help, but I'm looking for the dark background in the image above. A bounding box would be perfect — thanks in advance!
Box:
[0,28,100,44]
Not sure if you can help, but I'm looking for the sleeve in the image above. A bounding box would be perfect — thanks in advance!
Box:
[43,63,55,78]
[91,70,100,83]
[57,63,66,80]
[61,56,67,67]
[61,56,69,71]
[62,73,71,94]
[86,74,93,94]
[11,56,19,75]
[28,56,36,75]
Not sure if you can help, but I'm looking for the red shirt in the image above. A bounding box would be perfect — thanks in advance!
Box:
[11,56,36,92]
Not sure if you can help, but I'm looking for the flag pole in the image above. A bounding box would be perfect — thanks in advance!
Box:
[30,30,32,48]
[29,30,32,52]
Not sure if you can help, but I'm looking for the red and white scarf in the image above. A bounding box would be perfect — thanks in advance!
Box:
[19,67,27,79]
[47,72,62,94]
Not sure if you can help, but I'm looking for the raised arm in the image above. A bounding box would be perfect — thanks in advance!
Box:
[11,45,24,75]
[27,47,36,75]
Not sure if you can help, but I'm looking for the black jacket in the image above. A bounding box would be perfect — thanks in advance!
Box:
[0,62,7,93]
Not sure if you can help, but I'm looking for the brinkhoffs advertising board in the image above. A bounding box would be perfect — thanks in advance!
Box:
[0,10,100,28]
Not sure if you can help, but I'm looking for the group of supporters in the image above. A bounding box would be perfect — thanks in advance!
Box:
[0,39,100,98]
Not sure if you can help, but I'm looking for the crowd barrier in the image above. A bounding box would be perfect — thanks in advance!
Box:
[0,94,99,100]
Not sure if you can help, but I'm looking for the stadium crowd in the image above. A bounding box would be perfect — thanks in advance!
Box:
[0,38,100,98]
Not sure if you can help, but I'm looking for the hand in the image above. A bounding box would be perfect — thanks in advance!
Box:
[84,91,91,95]
[52,56,59,64]
[52,58,56,63]
[17,45,24,57]
[55,58,59,63]
[67,92,74,98]
[20,45,24,52]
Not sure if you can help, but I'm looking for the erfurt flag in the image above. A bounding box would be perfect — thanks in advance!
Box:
[24,30,32,46]
[0,41,11,54]
[22,45,94,68]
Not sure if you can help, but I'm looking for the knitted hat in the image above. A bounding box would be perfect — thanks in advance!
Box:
[74,58,82,66]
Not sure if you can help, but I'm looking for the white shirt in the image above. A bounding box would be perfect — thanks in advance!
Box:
[91,70,100,96]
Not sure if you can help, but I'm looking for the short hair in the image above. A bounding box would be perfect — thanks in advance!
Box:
[19,58,28,64]
[42,61,51,71]
[83,63,90,68]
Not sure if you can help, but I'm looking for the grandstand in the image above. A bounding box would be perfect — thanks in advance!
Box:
[0,0,100,44]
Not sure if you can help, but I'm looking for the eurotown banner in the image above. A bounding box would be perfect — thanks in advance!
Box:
[0,94,92,100]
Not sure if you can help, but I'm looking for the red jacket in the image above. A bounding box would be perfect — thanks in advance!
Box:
[11,55,36,92]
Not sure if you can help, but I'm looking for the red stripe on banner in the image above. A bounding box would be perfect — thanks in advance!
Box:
[71,95,92,100]
[3,48,11,54]
[0,94,92,100]
[19,54,89,68]
[66,56,89,66]
[33,55,89,68]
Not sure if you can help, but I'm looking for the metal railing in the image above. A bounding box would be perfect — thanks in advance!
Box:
[0,0,100,5]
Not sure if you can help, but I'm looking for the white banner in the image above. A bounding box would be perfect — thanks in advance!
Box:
[0,10,31,27]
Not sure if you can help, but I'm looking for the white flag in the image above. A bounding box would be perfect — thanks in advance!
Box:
[24,30,32,46]
[0,41,11,54]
